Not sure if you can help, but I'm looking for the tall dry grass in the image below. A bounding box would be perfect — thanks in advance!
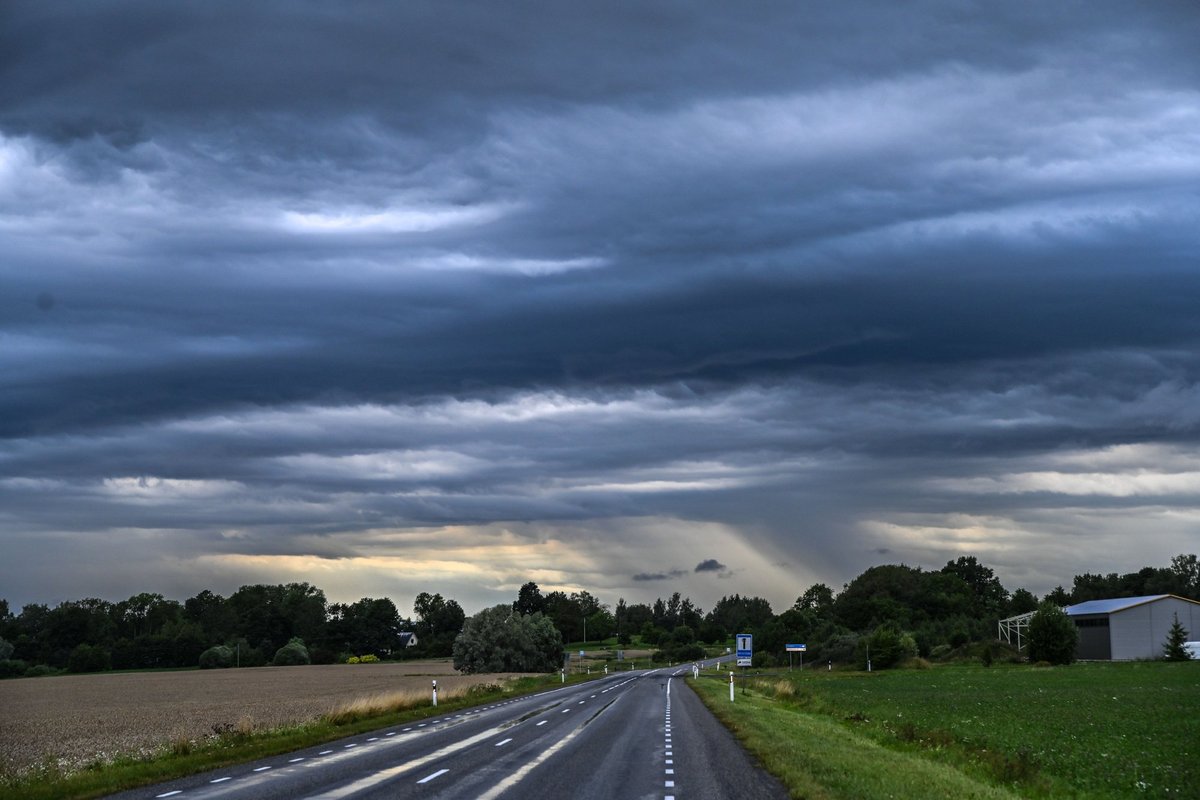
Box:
[325,686,466,725]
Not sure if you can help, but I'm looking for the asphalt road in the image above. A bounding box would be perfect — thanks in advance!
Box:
[107,659,788,800]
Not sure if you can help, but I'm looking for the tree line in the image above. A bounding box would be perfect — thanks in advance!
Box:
[1,553,1195,677]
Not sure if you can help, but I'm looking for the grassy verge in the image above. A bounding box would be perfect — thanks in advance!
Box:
[689,675,1020,800]
[0,672,601,800]
[692,661,1200,799]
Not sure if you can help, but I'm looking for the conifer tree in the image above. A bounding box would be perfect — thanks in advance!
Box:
[1162,612,1192,661]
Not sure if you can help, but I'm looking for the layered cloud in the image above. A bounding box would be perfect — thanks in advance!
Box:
[2,2,1198,611]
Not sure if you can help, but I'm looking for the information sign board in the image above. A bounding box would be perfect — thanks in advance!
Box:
[736,633,753,666]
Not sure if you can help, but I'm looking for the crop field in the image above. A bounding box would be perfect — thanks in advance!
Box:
[0,661,523,778]
[694,661,1200,799]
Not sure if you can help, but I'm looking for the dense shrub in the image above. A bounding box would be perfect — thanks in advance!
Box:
[199,645,234,669]
[859,622,918,670]
[0,637,13,661]
[24,664,57,678]
[1027,603,1078,665]
[0,659,29,678]
[929,644,952,660]
[272,638,311,666]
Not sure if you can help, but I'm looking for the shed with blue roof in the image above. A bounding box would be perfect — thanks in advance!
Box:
[1064,594,1200,660]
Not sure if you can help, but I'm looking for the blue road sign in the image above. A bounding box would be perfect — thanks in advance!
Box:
[736,633,753,666]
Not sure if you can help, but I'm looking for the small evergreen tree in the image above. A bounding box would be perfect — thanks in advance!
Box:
[1162,613,1192,661]
[1026,602,1078,665]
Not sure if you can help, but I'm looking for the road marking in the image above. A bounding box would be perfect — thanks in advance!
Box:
[577,700,585,704]
[473,703,605,800]
[367,737,379,742]
[666,780,675,788]
[386,732,396,736]
[319,750,333,755]
[254,766,272,772]
[536,720,548,726]
[494,738,513,747]
[299,721,523,799]
[210,777,232,784]
[289,757,305,763]
[561,709,570,713]
[418,723,427,727]
[402,728,412,732]
[344,744,357,749]
[156,792,182,798]
[666,768,675,774]
[417,768,449,784]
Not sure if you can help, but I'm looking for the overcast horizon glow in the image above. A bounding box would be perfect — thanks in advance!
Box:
[2,2,1199,614]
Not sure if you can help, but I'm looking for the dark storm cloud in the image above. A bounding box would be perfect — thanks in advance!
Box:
[632,570,688,583]
[2,2,1199,609]
[694,560,726,573]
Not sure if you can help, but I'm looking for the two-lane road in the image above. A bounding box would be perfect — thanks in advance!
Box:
[109,661,787,800]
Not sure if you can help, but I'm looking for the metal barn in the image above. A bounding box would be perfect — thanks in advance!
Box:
[1064,594,1200,661]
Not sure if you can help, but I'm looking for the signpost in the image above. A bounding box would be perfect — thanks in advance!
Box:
[736,633,753,667]
[786,643,807,671]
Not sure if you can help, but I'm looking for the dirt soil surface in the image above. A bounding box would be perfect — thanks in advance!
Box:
[0,661,523,776]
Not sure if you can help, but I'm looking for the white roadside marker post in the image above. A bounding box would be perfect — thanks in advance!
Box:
[729,671,734,702]
[432,679,438,707]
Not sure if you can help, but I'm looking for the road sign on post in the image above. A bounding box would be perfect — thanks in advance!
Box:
[786,643,807,671]
[736,633,753,667]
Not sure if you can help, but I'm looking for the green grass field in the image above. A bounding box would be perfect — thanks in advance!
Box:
[691,661,1200,799]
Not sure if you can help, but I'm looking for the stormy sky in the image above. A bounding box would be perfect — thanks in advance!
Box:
[2,1,1199,614]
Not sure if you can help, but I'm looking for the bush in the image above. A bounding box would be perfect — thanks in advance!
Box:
[1027,603,1078,665]
[24,664,57,678]
[199,645,234,669]
[0,637,13,661]
[360,654,380,663]
[347,655,361,664]
[929,644,952,660]
[67,644,111,674]
[859,622,918,670]
[273,638,311,666]
[0,659,29,679]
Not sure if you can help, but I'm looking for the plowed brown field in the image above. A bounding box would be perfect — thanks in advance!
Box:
[0,661,522,776]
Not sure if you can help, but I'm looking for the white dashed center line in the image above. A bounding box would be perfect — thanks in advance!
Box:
[253,766,272,772]
[536,720,548,726]
[495,738,513,747]
[155,792,182,798]
[210,777,231,784]
[417,768,449,784]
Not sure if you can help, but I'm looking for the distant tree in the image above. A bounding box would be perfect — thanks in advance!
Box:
[1170,554,1200,599]
[794,584,835,618]
[0,637,12,661]
[1162,613,1192,661]
[1008,588,1039,615]
[1027,603,1078,665]
[1045,586,1071,607]
[941,556,1008,616]
[413,592,465,656]
[453,605,562,673]
[514,582,546,616]
[67,643,110,673]
[706,594,774,636]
